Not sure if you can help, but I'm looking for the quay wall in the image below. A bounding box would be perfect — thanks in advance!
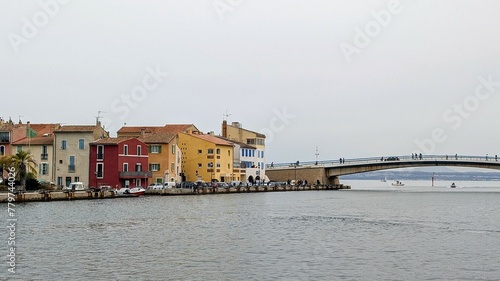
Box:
[266,166,337,185]
[0,184,349,203]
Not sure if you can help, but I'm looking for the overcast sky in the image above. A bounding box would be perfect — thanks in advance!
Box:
[1,0,500,163]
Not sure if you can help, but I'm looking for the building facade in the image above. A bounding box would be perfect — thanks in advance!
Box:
[139,133,181,184]
[89,137,151,189]
[222,120,266,182]
[54,124,108,188]
[178,132,234,183]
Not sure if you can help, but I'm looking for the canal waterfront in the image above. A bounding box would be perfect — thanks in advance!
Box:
[4,180,500,280]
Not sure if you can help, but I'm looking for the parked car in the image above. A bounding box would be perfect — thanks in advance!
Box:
[163,182,176,189]
[148,183,164,190]
[217,182,229,188]
[229,180,242,187]
[62,182,87,191]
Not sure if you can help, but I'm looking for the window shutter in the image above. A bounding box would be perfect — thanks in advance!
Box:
[159,146,162,153]
[149,164,152,171]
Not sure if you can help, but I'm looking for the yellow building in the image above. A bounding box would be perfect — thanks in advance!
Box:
[117,124,199,185]
[178,132,234,183]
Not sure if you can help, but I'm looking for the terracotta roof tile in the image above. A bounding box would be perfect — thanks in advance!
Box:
[12,136,54,145]
[138,132,176,144]
[90,137,135,145]
[55,125,101,133]
[189,133,234,146]
[118,124,199,135]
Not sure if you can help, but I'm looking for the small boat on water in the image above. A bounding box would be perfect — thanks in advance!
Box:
[115,187,146,197]
[391,180,404,186]
[450,183,456,188]
[381,177,387,182]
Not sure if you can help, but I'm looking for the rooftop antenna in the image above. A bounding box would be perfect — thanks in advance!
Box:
[223,110,231,121]
[18,115,24,123]
[96,111,106,125]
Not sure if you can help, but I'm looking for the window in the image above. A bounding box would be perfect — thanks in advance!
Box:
[171,162,175,172]
[57,177,62,187]
[216,162,221,168]
[78,139,85,150]
[0,132,10,143]
[17,146,22,153]
[207,149,214,154]
[68,156,75,172]
[123,163,128,172]
[41,145,48,160]
[61,140,67,150]
[123,145,128,155]
[261,151,264,158]
[135,163,142,172]
[0,145,4,155]
[137,145,142,156]
[241,149,244,157]
[150,145,161,153]
[97,145,104,160]
[40,163,49,175]
[198,163,202,168]
[150,163,160,171]
[172,145,176,154]
[228,150,231,156]
[198,149,202,154]
[96,163,103,178]
[216,148,221,154]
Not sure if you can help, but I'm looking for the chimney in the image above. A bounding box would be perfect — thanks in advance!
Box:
[222,120,227,138]
[140,128,145,136]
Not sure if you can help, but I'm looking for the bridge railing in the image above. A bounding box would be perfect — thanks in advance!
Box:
[266,154,499,169]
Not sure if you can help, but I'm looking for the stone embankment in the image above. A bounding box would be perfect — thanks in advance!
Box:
[0,184,350,203]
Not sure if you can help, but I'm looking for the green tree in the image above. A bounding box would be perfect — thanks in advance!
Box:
[11,150,37,192]
[0,155,13,184]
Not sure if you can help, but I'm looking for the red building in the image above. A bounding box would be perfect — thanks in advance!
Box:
[89,137,151,189]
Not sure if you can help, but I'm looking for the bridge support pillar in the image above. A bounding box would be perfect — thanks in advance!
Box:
[326,176,339,185]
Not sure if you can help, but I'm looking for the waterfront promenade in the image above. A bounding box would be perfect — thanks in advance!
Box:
[0,184,350,203]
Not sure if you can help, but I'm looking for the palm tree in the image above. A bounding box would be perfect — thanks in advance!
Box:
[0,155,12,184]
[11,150,37,192]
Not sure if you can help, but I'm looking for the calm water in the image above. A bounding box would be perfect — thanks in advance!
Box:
[3,180,500,281]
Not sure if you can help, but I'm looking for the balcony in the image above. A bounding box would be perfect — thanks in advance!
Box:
[119,171,152,179]
[41,153,49,160]
[68,165,76,173]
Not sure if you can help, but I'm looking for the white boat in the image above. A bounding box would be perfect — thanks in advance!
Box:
[381,177,387,182]
[115,187,146,197]
[391,180,404,186]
